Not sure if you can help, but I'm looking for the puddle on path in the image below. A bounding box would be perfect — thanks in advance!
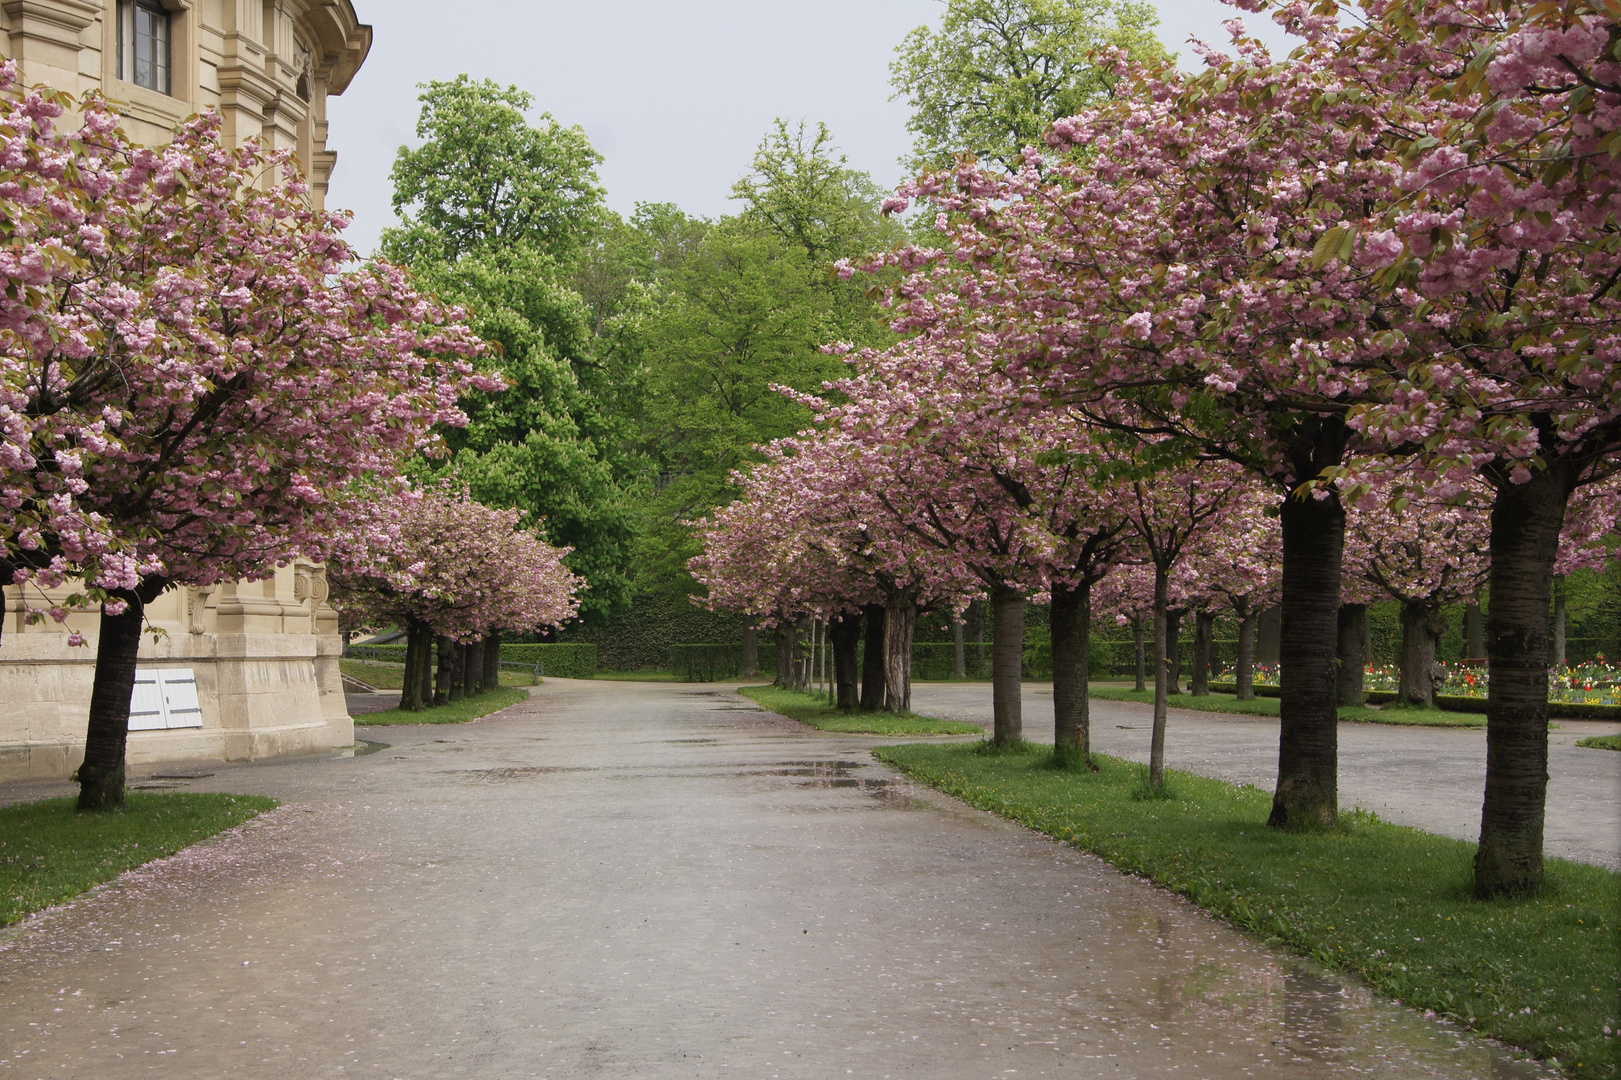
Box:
[333,739,390,758]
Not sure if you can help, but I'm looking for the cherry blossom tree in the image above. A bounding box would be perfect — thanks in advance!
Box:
[0,78,497,808]
[327,483,581,711]
[1183,489,1282,701]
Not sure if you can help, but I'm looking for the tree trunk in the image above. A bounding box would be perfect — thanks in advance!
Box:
[1477,464,1574,898]
[1165,609,1184,695]
[1149,567,1170,791]
[484,634,502,690]
[435,635,456,705]
[1336,603,1367,707]
[742,622,758,677]
[989,586,1024,746]
[1551,579,1567,670]
[463,641,482,696]
[1465,602,1485,662]
[860,604,886,711]
[416,622,434,707]
[1269,490,1345,832]
[953,616,966,679]
[1132,617,1146,692]
[1235,602,1256,701]
[829,612,862,712]
[1191,611,1214,696]
[882,598,916,713]
[77,589,150,811]
[775,624,794,689]
[1398,599,1438,708]
[400,621,425,712]
[1051,580,1092,767]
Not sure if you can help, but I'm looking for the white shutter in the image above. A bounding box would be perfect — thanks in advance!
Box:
[128,671,166,730]
[158,670,203,729]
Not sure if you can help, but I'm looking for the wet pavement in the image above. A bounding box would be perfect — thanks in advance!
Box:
[910,683,1621,871]
[0,679,1565,1078]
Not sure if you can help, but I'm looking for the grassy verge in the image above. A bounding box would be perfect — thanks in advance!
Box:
[593,670,685,682]
[876,741,1618,1078]
[740,686,984,736]
[1,792,276,927]
[1577,734,1621,751]
[355,686,529,726]
[339,659,536,690]
[1089,686,1487,727]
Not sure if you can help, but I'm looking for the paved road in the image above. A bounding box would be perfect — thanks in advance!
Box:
[911,683,1621,870]
[0,680,1558,1078]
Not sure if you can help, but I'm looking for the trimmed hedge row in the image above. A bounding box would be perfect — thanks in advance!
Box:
[670,643,744,682]
[346,642,598,680]
[1204,682,1621,719]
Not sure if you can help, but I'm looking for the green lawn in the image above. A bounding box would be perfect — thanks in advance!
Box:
[1089,686,1488,727]
[741,686,984,736]
[876,741,1618,1079]
[1,792,277,927]
[340,659,536,690]
[355,686,530,726]
[1577,733,1621,751]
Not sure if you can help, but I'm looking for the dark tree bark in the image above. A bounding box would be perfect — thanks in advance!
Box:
[1234,600,1257,701]
[1191,611,1214,696]
[882,597,916,713]
[435,635,457,705]
[463,641,482,696]
[860,604,886,711]
[484,634,502,690]
[1257,605,1282,666]
[1051,581,1093,767]
[77,586,161,812]
[1336,603,1367,707]
[1166,608,1186,692]
[1132,617,1146,692]
[1398,599,1441,707]
[828,611,862,712]
[1148,568,1171,791]
[400,621,425,712]
[742,622,759,677]
[1477,463,1575,898]
[1269,490,1345,832]
[1551,578,1567,669]
[953,617,966,679]
[989,586,1025,746]
[774,624,794,689]
[1464,602,1485,661]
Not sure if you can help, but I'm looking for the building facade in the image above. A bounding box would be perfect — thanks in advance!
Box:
[0,0,371,783]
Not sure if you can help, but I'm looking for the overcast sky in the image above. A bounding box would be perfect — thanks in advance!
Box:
[325,1,1296,256]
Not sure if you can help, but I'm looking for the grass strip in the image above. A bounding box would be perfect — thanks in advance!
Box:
[1577,734,1621,751]
[592,670,689,682]
[355,686,530,726]
[0,792,276,927]
[741,686,984,736]
[875,741,1618,1078]
[1090,686,1487,727]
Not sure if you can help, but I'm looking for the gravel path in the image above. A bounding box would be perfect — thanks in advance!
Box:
[0,679,1561,1078]
[910,682,1621,870]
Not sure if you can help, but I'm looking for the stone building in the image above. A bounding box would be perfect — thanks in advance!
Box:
[0,0,372,783]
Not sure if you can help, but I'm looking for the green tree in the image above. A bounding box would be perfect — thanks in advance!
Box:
[632,124,902,595]
[384,76,638,623]
[387,75,605,264]
[890,0,1168,174]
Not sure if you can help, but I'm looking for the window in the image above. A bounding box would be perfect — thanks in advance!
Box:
[117,0,172,95]
[128,668,204,731]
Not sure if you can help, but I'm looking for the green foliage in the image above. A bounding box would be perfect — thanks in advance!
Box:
[1096,686,1489,726]
[890,0,1170,174]
[877,742,1620,1078]
[386,75,604,264]
[558,592,747,671]
[741,686,984,735]
[670,643,745,681]
[1577,734,1621,751]
[384,77,640,623]
[0,793,276,927]
[355,686,530,726]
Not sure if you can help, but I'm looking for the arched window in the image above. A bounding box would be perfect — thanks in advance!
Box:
[116,0,172,95]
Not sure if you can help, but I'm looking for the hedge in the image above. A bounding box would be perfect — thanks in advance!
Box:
[670,643,745,682]
[345,641,597,680]
[1204,682,1620,719]
[558,592,749,671]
